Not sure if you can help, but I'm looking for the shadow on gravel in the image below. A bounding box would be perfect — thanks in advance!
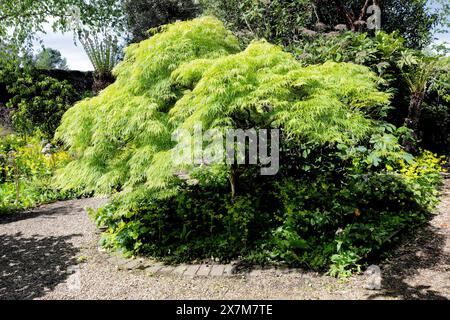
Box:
[367,222,449,300]
[0,202,85,225]
[0,232,81,300]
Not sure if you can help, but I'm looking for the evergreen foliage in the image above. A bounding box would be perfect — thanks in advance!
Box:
[123,0,201,43]
[6,74,79,138]
[34,47,69,70]
[202,0,450,49]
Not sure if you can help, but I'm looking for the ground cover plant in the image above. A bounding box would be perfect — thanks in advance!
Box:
[53,17,445,277]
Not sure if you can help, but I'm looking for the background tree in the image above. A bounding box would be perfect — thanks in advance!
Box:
[0,0,123,43]
[201,0,314,46]
[34,48,69,70]
[0,0,124,103]
[0,0,123,75]
[123,0,201,43]
[314,0,448,48]
[203,0,449,49]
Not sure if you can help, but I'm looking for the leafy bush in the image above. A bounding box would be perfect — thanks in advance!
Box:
[55,17,444,277]
[202,0,314,46]
[92,144,443,276]
[6,73,79,138]
[92,182,273,261]
[0,134,75,213]
[296,31,450,155]
[295,31,406,83]
[421,57,450,155]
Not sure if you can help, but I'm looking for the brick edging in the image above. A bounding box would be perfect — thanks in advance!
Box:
[99,249,304,278]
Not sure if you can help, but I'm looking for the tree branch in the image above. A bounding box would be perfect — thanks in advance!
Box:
[358,0,371,21]
[332,0,356,30]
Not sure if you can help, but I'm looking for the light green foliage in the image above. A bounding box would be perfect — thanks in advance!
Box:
[0,134,73,213]
[171,41,390,142]
[56,17,389,197]
[55,17,241,195]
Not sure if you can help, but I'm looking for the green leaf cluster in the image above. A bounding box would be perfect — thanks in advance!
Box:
[6,74,79,138]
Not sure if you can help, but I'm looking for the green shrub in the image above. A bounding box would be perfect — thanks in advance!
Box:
[296,31,405,69]
[0,134,76,213]
[91,145,443,276]
[6,73,79,138]
[421,57,450,155]
[202,0,314,46]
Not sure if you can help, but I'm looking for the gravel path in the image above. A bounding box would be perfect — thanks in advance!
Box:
[1,178,449,300]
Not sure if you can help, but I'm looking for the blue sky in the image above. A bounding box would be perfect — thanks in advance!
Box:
[35,4,450,71]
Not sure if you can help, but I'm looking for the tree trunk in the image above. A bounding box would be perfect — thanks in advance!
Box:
[92,72,115,95]
[406,92,424,132]
[332,0,356,31]
[229,164,239,199]
[332,0,376,32]
[403,91,425,153]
